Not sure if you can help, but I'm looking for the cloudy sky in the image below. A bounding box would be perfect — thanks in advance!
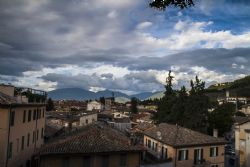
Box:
[0,0,250,94]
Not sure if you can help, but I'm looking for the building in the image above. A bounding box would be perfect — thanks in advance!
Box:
[241,104,250,115]
[35,124,144,167]
[0,84,46,167]
[217,90,249,105]
[108,117,132,132]
[87,101,103,111]
[79,112,98,126]
[234,117,250,167]
[143,123,226,167]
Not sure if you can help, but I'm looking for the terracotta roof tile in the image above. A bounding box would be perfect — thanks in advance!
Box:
[38,124,143,155]
[144,123,226,148]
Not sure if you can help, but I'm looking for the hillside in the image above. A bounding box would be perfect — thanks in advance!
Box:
[48,88,152,101]
[205,75,250,99]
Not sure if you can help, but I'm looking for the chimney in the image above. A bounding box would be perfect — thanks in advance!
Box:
[213,129,218,138]
[226,90,230,98]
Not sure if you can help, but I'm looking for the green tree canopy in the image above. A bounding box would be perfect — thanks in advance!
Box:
[150,0,194,10]
[46,98,54,111]
[130,97,139,114]
[208,103,235,136]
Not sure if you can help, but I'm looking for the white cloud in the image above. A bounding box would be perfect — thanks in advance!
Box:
[136,21,153,29]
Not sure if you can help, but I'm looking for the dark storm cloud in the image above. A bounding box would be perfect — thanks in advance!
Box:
[41,72,164,93]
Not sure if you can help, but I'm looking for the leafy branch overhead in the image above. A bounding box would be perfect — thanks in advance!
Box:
[150,0,194,10]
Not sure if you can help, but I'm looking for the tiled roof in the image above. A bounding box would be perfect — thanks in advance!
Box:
[38,124,143,155]
[144,123,226,148]
[234,116,250,125]
[0,92,17,105]
[134,122,155,131]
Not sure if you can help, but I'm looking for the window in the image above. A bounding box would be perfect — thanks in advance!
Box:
[33,131,35,143]
[86,119,88,124]
[37,129,39,140]
[211,165,219,167]
[102,155,109,167]
[178,149,188,161]
[27,133,30,147]
[210,147,218,157]
[41,128,44,138]
[194,148,203,164]
[120,154,127,167]
[8,142,13,159]
[42,108,45,118]
[21,136,25,150]
[28,110,32,122]
[23,110,26,123]
[10,111,15,126]
[33,109,37,120]
[147,139,151,148]
[82,156,91,167]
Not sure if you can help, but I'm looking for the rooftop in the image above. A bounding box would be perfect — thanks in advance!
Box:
[38,124,144,155]
[144,123,226,148]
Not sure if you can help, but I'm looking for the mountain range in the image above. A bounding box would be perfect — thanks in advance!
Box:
[48,88,162,102]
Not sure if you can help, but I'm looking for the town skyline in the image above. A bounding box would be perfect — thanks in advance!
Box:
[0,0,250,93]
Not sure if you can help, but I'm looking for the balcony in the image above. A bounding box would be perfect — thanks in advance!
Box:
[14,87,47,104]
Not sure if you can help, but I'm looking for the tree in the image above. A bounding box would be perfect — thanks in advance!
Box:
[46,98,54,111]
[150,0,194,10]
[130,97,139,114]
[154,74,210,133]
[154,71,176,123]
[208,103,235,136]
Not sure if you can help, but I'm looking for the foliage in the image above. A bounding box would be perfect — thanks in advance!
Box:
[46,98,54,111]
[130,97,139,114]
[208,103,235,136]
[150,0,194,10]
[154,71,210,133]
[99,97,105,105]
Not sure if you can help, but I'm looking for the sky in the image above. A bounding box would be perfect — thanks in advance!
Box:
[0,0,250,94]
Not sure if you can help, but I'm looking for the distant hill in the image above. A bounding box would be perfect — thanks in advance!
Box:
[115,96,131,103]
[48,88,139,101]
[48,88,96,100]
[205,75,250,100]
[131,92,155,100]
[146,91,164,100]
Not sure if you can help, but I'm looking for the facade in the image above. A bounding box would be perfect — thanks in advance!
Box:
[234,119,250,167]
[79,112,98,126]
[143,123,226,167]
[108,117,132,132]
[241,104,250,115]
[0,85,46,167]
[35,124,144,167]
[87,101,103,111]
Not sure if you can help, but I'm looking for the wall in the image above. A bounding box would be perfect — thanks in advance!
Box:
[39,152,141,167]
[0,85,14,97]
[79,113,97,126]
[0,105,46,167]
[144,135,225,167]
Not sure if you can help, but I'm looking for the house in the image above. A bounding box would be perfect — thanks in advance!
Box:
[108,117,132,132]
[241,104,250,115]
[0,84,46,167]
[87,100,103,111]
[35,124,144,167]
[234,117,250,167]
[143,123,226,167]
[79,112,98,126]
